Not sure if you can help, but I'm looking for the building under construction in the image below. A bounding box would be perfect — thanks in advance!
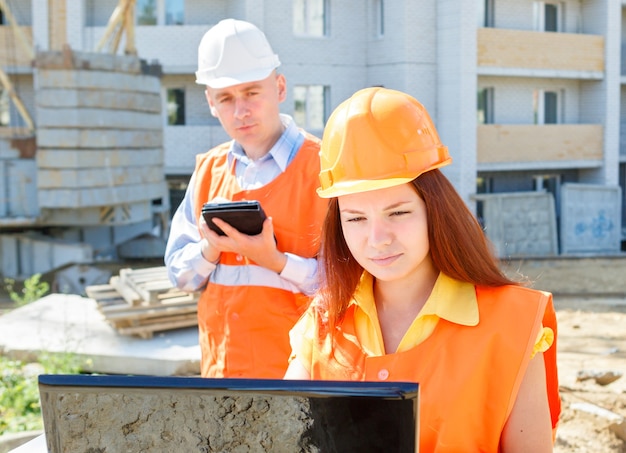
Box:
[1,0,625,289]
[0,0,169,292]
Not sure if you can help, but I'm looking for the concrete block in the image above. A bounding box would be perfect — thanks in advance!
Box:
[35,49,142,74]
[0,160,6,218]
[0,235,19,278]
[49,241,93,269]
[473,191,558,257]
[18,236,34,276]
[3,234,94,278]
[36,69,160,93]
[560,183,622,254]
[117,235,167,259]
[37,88,161,113]
[6,160,39,218]
[112,219,154,245]
[38,182,166,209]
[36,129,163,149]
[37,375,418,453]
[39,202,153,226]
[36,148,164,169]
[37,165,165,189]
[36,108,162,130]
[30,240,53,275]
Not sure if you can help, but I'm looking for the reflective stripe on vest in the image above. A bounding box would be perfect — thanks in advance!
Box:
[210,262,301,293]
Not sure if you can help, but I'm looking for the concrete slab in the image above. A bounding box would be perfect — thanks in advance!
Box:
[0,294,200,376]
[5,434,46,453]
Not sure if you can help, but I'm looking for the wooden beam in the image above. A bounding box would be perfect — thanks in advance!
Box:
[0,67,35,133]
[96,0,137,55]
[124,0,137,56]
[95,0,126,52]
[0,0,35,61]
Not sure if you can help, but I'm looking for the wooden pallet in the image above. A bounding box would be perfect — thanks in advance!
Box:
[85,266,199,339]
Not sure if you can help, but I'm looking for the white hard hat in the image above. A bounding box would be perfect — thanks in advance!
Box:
[195,19,281,89]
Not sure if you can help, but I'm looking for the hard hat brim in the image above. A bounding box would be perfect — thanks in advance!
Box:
[316,176,416,199]
[196,66,278,89]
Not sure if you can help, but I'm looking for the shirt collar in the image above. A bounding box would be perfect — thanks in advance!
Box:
[229,114,304,171]
[352,271,479,326]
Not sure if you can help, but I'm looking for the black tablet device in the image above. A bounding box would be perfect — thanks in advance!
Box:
[201,200,267,236]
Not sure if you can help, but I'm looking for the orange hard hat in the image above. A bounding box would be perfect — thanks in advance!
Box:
[317,87,452,198]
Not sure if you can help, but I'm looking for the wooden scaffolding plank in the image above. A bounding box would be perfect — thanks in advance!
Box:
[116,316,198,339]
[85,265,199,337]
[108,275,143,306]
[119,267,174,304]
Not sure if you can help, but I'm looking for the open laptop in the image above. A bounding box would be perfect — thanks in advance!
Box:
[39,374,419,452]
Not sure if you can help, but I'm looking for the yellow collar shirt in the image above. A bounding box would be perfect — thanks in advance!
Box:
[352,272,479,356]
[351,272,552,358]
[289,272,553,369]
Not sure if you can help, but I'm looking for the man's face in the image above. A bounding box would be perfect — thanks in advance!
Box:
[205,72,287,158]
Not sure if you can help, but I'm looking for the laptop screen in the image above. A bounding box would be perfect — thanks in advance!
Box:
[39,374,419,452]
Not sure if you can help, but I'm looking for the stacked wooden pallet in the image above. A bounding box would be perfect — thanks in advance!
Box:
[85,266,199,339]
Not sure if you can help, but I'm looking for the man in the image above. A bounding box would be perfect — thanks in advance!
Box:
[164,19,328,378]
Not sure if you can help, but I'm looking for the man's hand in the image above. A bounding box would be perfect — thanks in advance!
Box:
[203,216,287,274]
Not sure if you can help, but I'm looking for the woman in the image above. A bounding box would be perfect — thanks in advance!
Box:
[285,87,561,452]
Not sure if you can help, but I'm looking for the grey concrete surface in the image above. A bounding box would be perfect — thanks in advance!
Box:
[0,294,200,376]
[502,255,626,296]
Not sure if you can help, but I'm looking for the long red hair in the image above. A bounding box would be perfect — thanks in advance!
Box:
[317,169,516,327]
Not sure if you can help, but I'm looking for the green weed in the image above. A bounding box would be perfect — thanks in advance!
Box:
[4,274,50,307]
[0,353,90,436]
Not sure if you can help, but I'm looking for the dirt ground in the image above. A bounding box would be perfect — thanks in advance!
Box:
[552,296,626,452]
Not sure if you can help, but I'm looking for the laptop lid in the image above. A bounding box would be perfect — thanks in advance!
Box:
[39,374,419,453]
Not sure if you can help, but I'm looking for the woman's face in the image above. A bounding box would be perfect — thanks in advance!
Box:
[338,183,432,284]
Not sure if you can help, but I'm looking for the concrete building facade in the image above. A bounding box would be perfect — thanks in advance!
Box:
[2,0,625,252]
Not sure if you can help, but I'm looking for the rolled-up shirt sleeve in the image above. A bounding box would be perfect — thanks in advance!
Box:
[280,253,319,296]
[531,325,554,359]
[164,175,217,292]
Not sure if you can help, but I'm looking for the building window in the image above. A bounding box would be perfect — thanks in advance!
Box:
[0,88,9,126]
[293,85,328,130]
[533,89,561,124]
[373,0,384,36]
[137,0,157,25]
[137,0,184,26]
[534,2,561,32]
[619,163,626,238]
[477,87,494,124]
[165,0,184,25]
[293,0,328,36]
[484,0,495,27]
[167,88,185,125]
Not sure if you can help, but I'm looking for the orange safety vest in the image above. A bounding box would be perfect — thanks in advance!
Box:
[307,285,561,452]
[194,134,328,378]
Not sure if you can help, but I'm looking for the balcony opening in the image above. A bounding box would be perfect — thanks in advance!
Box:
[293,0,329,37]
[294,85,329,130]
[484,0,495,28]
[136,0,185,26]
[477,87,494,124]
[534,89,562,124]
[534,2,562,33]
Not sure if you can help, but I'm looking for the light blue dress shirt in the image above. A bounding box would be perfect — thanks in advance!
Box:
[164,114,319,295]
